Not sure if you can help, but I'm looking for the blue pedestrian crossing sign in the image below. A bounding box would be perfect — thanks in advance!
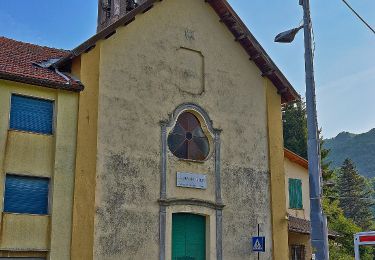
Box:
[252,236,265,252]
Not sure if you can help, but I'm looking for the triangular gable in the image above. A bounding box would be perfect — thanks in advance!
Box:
[284,148,308,170]
[54,0,299,103]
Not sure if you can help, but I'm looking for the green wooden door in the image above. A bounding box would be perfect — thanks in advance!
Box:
[172,213,206,260]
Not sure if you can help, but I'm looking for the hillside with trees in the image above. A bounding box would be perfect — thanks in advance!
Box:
[324,129,375,178]
[282,100,374,258]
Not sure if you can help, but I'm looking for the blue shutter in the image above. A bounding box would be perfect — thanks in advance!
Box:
[4,175,49,215]
[10,94,53,134]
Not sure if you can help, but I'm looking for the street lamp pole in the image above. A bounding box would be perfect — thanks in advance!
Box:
[275,0,330,258]
[301,0,329,259]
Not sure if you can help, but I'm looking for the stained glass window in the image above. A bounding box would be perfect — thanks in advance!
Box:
[168,112,210,161]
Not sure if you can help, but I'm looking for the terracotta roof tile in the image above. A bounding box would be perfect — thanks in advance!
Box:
[289,215,311,235]
[0,37,83,91]
[288,216,339,238]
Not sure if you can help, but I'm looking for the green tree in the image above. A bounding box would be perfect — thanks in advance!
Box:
[323,198,374,258]
[320,133,337,201]
[282,100,374,256]
[371,178,375,217]
[321,136,334,181]
[282,100,332,182]
[324,198,360,257]
[282,100,307,159]
[337,158,374,230]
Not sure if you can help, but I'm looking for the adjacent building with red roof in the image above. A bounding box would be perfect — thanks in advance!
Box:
[0,36,82,91]
[0,35,80,260]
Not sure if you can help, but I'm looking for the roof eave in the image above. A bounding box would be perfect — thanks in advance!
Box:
[53,0,299,102]
[208,0,300,103]
[53,0,159,69]
[284,148,309,169]
[0,72,84,92]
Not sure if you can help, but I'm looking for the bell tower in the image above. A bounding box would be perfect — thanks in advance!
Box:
[97,0,138,32]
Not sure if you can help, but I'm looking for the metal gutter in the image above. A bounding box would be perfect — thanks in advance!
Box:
[0,72,84,92]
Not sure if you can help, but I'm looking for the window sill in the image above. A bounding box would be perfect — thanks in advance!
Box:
[8,129,53,137]
[3,212,50,217]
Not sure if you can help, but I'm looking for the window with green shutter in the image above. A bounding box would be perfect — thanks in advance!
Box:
[289,178,303,209]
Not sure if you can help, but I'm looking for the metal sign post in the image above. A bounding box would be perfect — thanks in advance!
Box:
[354,231,375,260]
[252,224,265,259]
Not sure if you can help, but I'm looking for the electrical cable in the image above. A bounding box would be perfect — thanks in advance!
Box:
[341,0,375,35]
[324,196,375,201]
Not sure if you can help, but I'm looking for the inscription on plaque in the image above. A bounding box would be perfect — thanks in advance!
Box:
[176,172,207,189]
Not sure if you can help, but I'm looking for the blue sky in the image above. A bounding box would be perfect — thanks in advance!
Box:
[0,0,374,138]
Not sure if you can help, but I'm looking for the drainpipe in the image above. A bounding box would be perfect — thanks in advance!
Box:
[54,68,71,85]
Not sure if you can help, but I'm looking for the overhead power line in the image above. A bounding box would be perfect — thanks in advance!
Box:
[325,196,375,201]
[341,0,375,35]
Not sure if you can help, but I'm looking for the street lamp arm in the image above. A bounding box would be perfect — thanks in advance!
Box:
[274,25,304,43]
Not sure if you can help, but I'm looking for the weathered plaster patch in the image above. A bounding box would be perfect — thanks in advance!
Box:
[221,164,272,258]
[176,47,204,96]
[95,152,159,258]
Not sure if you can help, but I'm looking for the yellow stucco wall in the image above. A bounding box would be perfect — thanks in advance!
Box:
[285,156,312,259]
[0,80,78,259]
[288,232,312,260]
[89,0,274,259]
[49,90,78,259]
[0,251,46,258]
[70,44,101,260]
[4,131,54,177]
[0,213,49,250]
[266,79,289,260]
[284,157,310,220]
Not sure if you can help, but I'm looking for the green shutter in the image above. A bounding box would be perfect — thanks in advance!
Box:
[289,178,303,209]
[296,179,303,209]
[172,214,186,259]
[172,213,206,260]
[288,179,295,209]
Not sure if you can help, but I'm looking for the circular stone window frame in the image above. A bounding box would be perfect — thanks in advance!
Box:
[166,104,215,163]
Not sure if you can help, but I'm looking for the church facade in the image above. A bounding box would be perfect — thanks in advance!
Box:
[67,0,298,259]
[0,0,300,259]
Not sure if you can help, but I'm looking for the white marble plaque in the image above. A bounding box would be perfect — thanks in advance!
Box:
[176,172,207,189]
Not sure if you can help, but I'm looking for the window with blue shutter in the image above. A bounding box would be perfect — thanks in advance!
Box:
[10,94,54,134]
[4,175,49,215]
[289,178,303,209]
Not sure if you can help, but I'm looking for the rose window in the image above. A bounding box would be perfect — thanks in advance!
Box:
[167,112,210,161]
